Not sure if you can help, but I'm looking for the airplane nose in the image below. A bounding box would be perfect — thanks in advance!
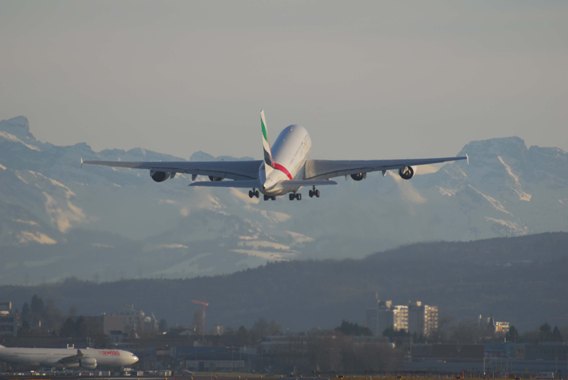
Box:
[131,355,139,364]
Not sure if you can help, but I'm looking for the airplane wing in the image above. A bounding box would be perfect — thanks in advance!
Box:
[56,350,82,366]
[304,156,467,180]
[82,159,262,181]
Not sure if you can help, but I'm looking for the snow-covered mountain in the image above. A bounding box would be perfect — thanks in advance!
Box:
[1,116,567,285]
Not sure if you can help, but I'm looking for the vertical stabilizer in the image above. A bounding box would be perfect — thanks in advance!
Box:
[260,110,273,168]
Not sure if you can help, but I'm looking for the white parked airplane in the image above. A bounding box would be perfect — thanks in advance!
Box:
[0,345,139,369]
[83,111,467,201]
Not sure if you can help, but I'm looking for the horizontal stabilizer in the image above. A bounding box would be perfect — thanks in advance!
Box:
[189,180,260,188]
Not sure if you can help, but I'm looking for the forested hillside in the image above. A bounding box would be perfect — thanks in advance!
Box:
[1,232,566,331]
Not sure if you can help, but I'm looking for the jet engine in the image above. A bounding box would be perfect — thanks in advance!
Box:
[150,170,175,182]
[79,357,97,369]
[398,166,414,180]
[350,172,366,181]
[208,176,223,181]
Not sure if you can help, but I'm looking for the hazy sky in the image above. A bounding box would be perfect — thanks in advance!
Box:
[1,1,567,159]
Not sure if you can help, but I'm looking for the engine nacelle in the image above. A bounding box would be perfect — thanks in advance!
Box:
[350,172,366,181]
[150,170,175,182]
[208,176,223,181]
[398,166,414,180]
[80,357,97,369]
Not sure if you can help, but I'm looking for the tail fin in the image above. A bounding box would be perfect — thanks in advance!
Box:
[260,110,273,168]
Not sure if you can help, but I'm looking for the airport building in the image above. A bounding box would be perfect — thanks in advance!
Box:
[175,346,245,372]
[102,305,159,338]
[59,305,161,341]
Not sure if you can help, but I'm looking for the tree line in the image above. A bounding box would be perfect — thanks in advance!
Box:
[6,295,568,347]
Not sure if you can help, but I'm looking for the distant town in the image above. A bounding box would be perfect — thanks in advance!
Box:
[1,296,566,376]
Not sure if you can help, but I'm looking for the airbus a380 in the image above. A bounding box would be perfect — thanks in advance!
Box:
[83,111,467,201]
[0,345,139,369]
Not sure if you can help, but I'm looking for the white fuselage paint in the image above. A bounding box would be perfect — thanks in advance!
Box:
[0,346,139,368]
[258,124,312,196]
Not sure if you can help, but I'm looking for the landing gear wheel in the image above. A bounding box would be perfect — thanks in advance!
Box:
[255,190,260,198]
[309,187,321,198]
[296,193,302,201]
[289,194,295,201]
[249,190,254,198]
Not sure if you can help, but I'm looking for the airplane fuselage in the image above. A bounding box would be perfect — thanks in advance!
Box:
[260,124,312,196]
[0,346,138,368]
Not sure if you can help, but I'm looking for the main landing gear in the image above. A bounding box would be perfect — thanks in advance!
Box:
[248,189,260,198]
[249,188,275,201]
[252,187,321,201]
[288,186,321,201]
[308,186,320,198]
[289,193,302,201]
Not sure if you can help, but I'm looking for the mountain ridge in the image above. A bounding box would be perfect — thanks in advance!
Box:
[1,116,567,285]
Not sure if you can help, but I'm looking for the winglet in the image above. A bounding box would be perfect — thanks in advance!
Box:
[260,109,273,167]
[80,157,84,168]
[465,153,470,165]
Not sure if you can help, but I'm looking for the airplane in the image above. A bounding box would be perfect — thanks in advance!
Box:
[0,344,139,369]
[83,111,467,201]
